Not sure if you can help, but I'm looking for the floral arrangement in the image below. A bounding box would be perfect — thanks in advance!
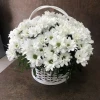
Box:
[6,11,94,80]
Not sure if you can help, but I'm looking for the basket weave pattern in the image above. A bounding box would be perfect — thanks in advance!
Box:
[32,68,68,85]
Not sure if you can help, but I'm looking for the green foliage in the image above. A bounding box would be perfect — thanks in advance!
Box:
[17,54,30,72]
[16,52,82,81]
[33,68,36,77]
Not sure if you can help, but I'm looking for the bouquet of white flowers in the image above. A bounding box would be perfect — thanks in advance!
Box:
[6,6,94,85]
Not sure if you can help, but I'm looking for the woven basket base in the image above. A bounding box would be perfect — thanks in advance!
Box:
[31,69,68,85]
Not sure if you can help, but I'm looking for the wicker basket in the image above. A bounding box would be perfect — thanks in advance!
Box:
[30,5,69,85]
[31,68,69,85]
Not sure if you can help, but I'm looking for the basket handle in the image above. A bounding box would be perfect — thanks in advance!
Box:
[31,68,34,77]
[29,5,69,19]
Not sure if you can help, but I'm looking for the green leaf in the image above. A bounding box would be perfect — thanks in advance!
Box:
[36,67,41,70]
[33,68,36,77]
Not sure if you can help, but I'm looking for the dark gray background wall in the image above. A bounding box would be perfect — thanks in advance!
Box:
[0,0,100,57]
[0,0,12,57]
[0,0,11,52]
[0,35,5,58]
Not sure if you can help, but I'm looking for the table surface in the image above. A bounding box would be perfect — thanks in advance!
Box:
[0,52,100,100]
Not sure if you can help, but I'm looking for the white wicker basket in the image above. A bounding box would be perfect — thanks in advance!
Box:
[31,68,69,85]
[30,5,70,85]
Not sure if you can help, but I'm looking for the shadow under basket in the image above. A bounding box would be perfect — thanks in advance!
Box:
[31,68,69,85]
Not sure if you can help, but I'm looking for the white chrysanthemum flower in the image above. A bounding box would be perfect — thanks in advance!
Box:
[26,50,43,67]
[44,53,58,71]
[6,49,17,61]
[75,44,93,66]
[44,31,54,42]
[9,29,20,39]
[49,35,65,53]
[63,37,77,52]
[20,39,33,55]
[59,53,72,67]
[75,50,89,66]
[6,11,94,71]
